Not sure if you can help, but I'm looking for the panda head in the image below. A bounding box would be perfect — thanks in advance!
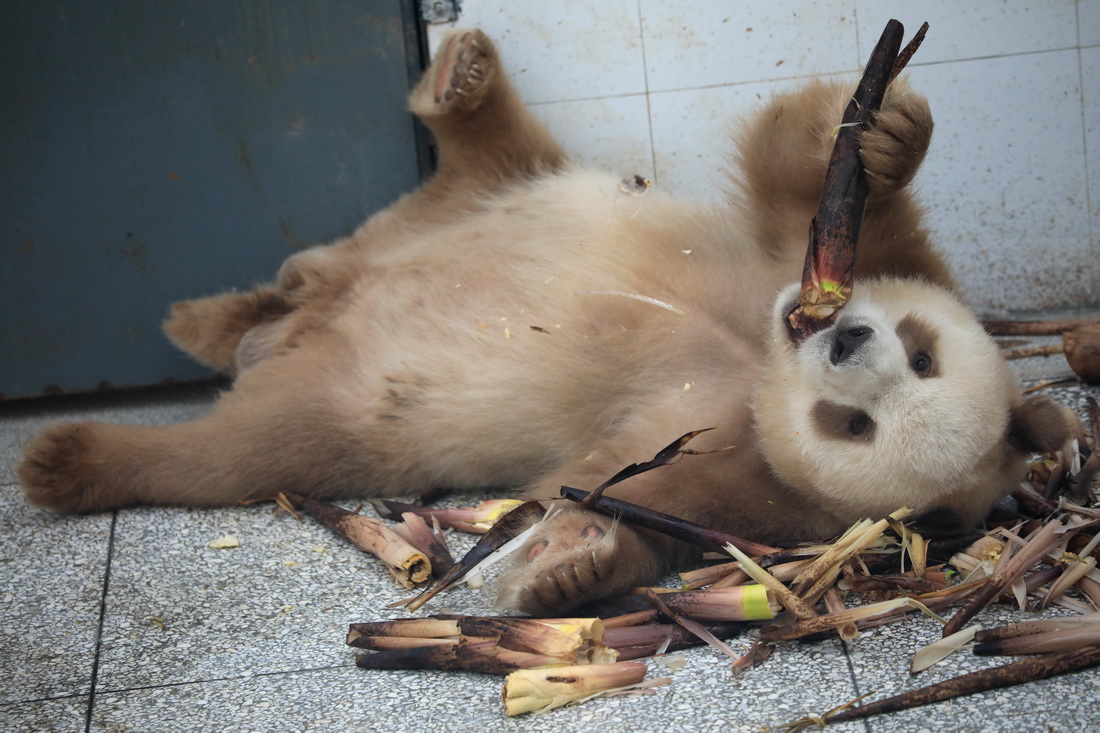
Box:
[753,277,1069,534]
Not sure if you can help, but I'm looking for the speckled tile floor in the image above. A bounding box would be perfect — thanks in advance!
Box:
[1,352,1098,732]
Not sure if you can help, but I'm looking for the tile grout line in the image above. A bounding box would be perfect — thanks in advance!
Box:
[91,663,349,697]
[83,511,118,733]
[1074,4,1095,262]
[839,639,874,733]
[524,43,1095,110]
[635,0,658,183]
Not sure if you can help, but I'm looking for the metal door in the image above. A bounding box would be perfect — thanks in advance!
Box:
[1,0,430,398]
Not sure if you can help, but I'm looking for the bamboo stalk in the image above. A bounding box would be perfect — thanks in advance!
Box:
[801,644,1100,727]
[283,493,430,587]
[974,624,1100,656]
[370,498,524,533]
[644,590,745,662]
[982,318,1096,336]
[1001,344,1065,360]
[974,613,1100,643]
[656,584,776,622]
[560,486,779,556]
[786,19,908,337]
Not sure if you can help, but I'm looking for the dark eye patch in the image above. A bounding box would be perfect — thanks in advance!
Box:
[811,400,876,442]
[897,314,939,378]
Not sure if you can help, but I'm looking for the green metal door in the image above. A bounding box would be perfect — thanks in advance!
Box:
[1,0,430,398]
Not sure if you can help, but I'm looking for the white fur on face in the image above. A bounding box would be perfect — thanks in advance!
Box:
[755,279,1020,521]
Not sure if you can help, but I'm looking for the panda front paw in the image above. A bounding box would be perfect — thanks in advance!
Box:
[860,89,933,195]
[494,508,656,616]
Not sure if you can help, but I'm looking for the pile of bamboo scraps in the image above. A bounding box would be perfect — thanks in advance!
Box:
[266,394,1099,721]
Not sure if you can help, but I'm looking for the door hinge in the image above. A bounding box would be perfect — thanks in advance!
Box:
[419,0,460,24]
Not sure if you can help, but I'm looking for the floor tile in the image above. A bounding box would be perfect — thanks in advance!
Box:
[86,636,866,733]
[0,483,111,704]
[845,605,1100,732]
[94,501,415,691]
[0,695,88,732]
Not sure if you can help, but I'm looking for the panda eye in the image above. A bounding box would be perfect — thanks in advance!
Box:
[848,412,871,436]
[911,352,933,377]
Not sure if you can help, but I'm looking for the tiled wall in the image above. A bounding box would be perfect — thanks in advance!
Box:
[426,1,1098,315]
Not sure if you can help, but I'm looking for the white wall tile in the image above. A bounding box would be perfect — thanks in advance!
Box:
[1082,45,1100,289]
[913,50,1091,312]
[855,0,1079,64]
[640,0,859,90]
[528,95,655,179]
[427,1,645,105]
[1081,0,1100,47]
[430,0,1097,310]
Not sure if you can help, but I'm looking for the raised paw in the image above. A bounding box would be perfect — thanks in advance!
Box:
[860,87,933,196]
[411,29,498,117]
[494,508,661,615]
[19,422,125,513]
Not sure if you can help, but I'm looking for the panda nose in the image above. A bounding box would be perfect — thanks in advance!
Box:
[830,326,874,365]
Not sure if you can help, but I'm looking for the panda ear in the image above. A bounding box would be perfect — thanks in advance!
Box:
[1006,395,1070,454]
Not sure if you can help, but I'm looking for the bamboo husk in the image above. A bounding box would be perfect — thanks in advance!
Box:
[502,663,668,716]
[559,486,778,557]
[941,518,1072,637]
[909,625,979,674]
[974,613,1100,643]
[791,510,910,605]
[392,511,455,576]
[723,542,818,620]
[759,596,945,643]
[1039,556,1097,609]
[398,500,547,612]
[823,588,859,641]
[282,493,430,587]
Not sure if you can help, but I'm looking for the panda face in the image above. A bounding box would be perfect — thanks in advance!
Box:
[754,278,1034,527]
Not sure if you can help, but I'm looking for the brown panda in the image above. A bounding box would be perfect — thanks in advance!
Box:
[19,30,1067,615]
